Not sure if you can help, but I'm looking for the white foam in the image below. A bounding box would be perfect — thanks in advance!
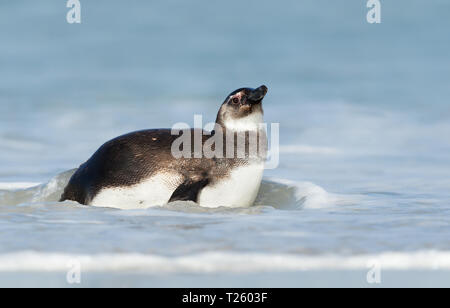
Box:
[0,251,449,273]
[265,177,345,209]
[0,182,40,190]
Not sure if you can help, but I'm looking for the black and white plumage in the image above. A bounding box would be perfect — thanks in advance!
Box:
[60,85,269,209]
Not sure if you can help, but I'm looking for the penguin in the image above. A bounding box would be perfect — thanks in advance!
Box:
[60,85,269,209]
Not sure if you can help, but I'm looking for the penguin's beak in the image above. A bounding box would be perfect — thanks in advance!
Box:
[248,85,268,104]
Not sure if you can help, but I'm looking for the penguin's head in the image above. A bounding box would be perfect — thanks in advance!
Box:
[216,85,268,131]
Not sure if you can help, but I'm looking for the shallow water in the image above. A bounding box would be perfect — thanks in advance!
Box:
[1,1,450,286]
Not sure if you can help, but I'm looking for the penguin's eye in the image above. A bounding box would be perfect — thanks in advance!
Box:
[231,97,240,105]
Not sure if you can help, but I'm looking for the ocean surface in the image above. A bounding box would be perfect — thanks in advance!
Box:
[1,0,450,287]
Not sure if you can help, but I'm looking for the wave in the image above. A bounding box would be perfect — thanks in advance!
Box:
[256,178,356,209]
[0,250,448,273]
[0,170,356,210]
[0,183,40,190]
[0,169,76,206]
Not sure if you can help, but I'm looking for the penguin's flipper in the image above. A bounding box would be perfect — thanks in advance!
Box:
[169,178,210,203]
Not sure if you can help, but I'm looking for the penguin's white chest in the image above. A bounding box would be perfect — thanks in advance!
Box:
[198,163,264,208]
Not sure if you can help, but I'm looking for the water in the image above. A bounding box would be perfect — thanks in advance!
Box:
[1,0,450,287]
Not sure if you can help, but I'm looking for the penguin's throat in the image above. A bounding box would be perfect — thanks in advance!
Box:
[221,112,264,132]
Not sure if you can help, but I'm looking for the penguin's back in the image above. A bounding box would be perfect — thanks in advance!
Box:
[60,129,202,206]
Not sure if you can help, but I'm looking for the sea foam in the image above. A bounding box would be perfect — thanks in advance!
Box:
[0,250,448,273]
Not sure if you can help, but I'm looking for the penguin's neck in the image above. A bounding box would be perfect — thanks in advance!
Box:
[212,113,267,162]
[219,112,264,132]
